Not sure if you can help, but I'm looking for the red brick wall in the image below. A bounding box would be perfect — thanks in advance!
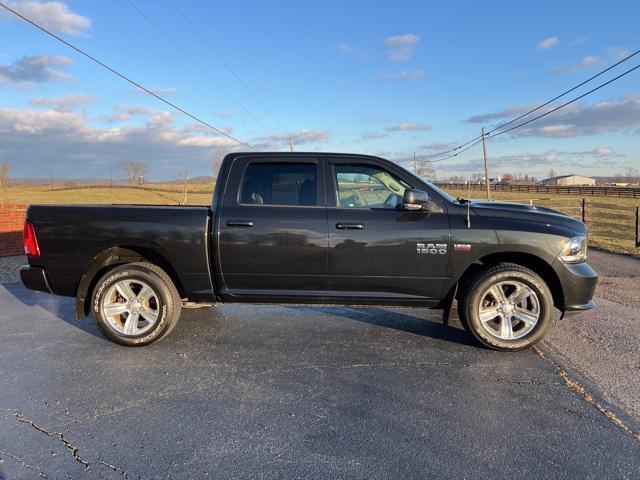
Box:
[0,204,27,257]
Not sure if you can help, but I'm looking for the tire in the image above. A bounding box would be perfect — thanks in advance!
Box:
[457,263,554,351]
[91,262,182,346]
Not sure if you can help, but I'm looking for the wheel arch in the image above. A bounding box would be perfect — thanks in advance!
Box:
[75,245,184,320]
[454,252,564,310]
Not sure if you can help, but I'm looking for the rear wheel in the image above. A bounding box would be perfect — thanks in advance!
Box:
[91,262,181,346]
[458,263,554,351]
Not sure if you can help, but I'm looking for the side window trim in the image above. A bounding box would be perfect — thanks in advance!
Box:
[236,160,324,208]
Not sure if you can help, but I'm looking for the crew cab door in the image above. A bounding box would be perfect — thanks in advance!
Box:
[216,156,327,300]
[326,158,450,305]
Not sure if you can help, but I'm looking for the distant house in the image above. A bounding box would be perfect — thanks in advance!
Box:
[539,174,595,186]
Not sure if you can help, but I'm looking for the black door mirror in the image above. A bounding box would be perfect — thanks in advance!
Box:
[402,189,429,211]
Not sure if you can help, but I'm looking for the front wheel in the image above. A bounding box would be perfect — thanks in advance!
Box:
[91,262,182,346]
[458,263,554,351]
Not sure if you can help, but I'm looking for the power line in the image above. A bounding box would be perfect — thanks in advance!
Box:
[126,0,281,141]
[487,63,640,139]
[420,48,640,159]
[487,48,640,135]
[166,0,291,136]
[424,63,640,171]
[0,1,256,150]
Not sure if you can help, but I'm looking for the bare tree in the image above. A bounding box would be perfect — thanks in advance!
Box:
[415,160,436,179]
[119,160,149,185]
[547,169,557,185]
[624,165,639,184]
[0,161,9,190]
[180,169,189,205]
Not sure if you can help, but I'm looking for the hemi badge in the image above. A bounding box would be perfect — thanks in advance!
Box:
[454,243,471,252]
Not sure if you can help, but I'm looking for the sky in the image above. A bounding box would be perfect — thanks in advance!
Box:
[0,0,639,181]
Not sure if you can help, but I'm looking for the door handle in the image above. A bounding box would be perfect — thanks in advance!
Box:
[227,220,254,227]
[336,223,365,230]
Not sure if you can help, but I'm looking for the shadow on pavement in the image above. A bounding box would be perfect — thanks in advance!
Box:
[3,282,105,340]
[290,305,474,347]
[3,281,473,347]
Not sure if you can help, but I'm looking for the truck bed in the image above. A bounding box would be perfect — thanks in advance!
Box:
[25,204,215,301]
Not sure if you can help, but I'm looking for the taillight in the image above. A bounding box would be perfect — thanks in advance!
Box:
[23,220,40,257]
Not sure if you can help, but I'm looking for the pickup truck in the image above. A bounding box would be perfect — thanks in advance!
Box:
[20,152,597,350]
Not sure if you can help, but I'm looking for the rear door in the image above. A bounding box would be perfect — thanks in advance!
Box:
[216,156,328,300]
[326,158,450,305]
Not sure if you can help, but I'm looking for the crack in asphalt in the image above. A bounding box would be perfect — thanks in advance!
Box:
[11,410,132,477]
[0,449,48,478]
[533,346,640,444]
[14,411,89,468]
[98,459,132,478]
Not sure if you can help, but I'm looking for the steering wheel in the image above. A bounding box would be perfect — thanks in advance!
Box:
[382,193,400,209]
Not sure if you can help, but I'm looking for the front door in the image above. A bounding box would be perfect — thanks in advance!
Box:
[217,156,328,300]
[326,159,450,305]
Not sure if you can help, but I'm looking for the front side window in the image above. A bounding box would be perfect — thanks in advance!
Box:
[334,164,410,209]
[240,162,316,206]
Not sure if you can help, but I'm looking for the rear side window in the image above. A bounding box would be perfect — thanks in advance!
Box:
[240,163,317,206]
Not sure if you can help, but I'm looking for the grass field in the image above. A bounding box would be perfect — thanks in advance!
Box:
[1,183,638,256]
[0,183,214,206]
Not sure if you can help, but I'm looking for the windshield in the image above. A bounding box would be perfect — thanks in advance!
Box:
[404,170,457,203]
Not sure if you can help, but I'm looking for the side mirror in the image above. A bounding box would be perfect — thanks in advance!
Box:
[402,189,429,211]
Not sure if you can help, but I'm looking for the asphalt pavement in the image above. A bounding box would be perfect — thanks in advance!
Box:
[0,251,639,479]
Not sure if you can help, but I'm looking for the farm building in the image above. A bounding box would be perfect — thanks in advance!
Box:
[539,175,595,186]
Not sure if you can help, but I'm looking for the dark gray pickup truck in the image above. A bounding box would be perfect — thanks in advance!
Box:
[20,152,597,350]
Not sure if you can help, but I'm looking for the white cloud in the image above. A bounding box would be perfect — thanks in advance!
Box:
[0,55,72,84]
[593,146,615,157]
[0,106,239,178]
[465,103,539,124]
[382,34,420,62]
[4,1,91,36]
[606,47,631,61]
[361,131,388,140]
[107,105,173,125]
[214,110,235,118]
[551,55,600,74]
[377,69,425,82]
[421,142,456,152]
[572,36,588,46]
[385,122,432,132]
[255,129,330,149]
[538,36,559,50]
[466,94,640,138]
[336,42,365,58]
[131,86,176,96]
[30,94,93,111]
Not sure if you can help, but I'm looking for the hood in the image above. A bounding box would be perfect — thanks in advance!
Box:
[469,200,585,235]
[471,200,562,215]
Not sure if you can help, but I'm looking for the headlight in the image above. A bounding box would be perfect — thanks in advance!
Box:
[559,235,587,263]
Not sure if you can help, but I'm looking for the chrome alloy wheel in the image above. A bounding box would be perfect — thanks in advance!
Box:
[101,279,160,336]
[477,281,540,340]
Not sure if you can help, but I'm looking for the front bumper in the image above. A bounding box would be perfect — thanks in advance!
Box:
[563,299,597,317]
[556,261,598,315]
[20,265,52,294]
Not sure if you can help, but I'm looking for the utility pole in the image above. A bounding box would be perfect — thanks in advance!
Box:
[482,127,491,200]
[413,152,417,174]
[49,168,53,191]
[289,136,294,152]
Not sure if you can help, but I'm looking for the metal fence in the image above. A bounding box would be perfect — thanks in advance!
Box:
[435,182,640,198]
